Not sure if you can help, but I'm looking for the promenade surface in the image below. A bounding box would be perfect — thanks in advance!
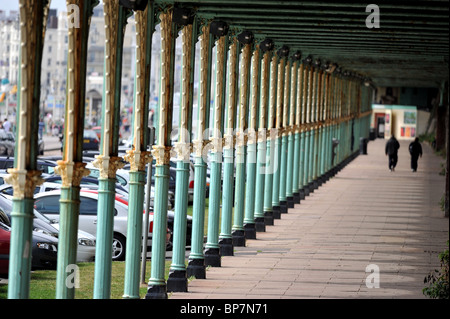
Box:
[170,138,449,299]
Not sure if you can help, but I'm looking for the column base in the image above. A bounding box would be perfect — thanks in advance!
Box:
[317,176,323,187]
[299,188,305,200]
[279,201,288,214]
[303,186,310,197]
[308,182,314,193]
[313,180,319,190]
[232,229,246,247]
[167,269,188,292]
[204,247,221,267]
[264,211,274,226]
[293,192,300,204]
[145,284,168,299]
[287,196,295,208]
[255,217,266,232]
[272,206,281,219]
[219,237,233,256]
[244,223,256,239]
[186,258,206,279]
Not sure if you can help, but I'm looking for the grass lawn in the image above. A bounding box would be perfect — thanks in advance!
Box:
[0,260,173,299]
[0,198,220,299]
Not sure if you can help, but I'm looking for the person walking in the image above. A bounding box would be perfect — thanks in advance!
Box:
[3,118,11,132]
[385,134,400,172]
[409,137,423,172]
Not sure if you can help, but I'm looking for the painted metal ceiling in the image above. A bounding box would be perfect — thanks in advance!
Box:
[155,0,449,88]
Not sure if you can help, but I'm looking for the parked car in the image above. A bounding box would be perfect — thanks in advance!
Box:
[92,126,102,140]
[42,175,128,194]
[0,129,44,156]
[0,129,14,156]
[114,165,177,205]
[0,220,59,272]
[105,189,192,251]
[0,221,9,277]
[0,194,96,263]
[60,130,100,152]
[83,129,100,151]
[0,157,57,175]
[87,164,175,210]
[34,189,173,261]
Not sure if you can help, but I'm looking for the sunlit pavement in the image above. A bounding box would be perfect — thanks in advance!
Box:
[170,138,448,299]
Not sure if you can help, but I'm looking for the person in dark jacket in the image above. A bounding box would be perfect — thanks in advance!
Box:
[385,135,400,171]
[409,137,423,172]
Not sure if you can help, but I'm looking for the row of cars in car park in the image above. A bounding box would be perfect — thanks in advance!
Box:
[0,151,195,276]
[0,193,97,277]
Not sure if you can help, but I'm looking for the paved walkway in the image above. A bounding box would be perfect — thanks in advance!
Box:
[170,138,448,299]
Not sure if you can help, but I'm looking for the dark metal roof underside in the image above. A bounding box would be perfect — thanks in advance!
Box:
[156,0,449,88]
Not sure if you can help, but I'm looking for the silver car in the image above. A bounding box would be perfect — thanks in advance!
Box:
[34,189,166,261]
[0,193,96,263]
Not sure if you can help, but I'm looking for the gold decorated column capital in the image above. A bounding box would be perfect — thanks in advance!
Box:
[247,128,257,145]
[125,150,153,171]
[223,133,235,150]
[172,142,191,162]
[92,155,125,179]
[192,139,209,158]
[54,161,90,187]
[5,169,44,199]
[210,137,223,154]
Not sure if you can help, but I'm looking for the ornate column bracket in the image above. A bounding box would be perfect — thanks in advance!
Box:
[92,155,125,179]
[172,142,191,162]
[5,169,43,200]
[54,161,90,188]
[236,131,248,148]
[125,150,153,171]
[210,137,223,154]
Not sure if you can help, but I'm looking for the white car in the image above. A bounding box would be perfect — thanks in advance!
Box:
[0,194,96,263]
[34,189,171,261]
[85,164,174,210]
[51,223,96,262]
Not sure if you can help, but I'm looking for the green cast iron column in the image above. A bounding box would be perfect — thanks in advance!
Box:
[312,62,321,188]
[53,0,97,299]
[286,54,300,207]
[263,52,278,225]
[205,29,229,267]
[308,64,318,192]
[325,72,333,174]
[145,9,176,299]
[92,1,131,299]
[187,21,213,278]
[122,3,154,299]
[219,37,239,256]
[243,45,261,240]
[292,61,303,203]
[301,64,312,197]
[6,0,49,299]
[278,53,290,213]
[254,40,272,231]
[167,14,197,293]
[232,31,253,247]
[337,76,344,165]
[318,68,326,182]
[271,49,287,217]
